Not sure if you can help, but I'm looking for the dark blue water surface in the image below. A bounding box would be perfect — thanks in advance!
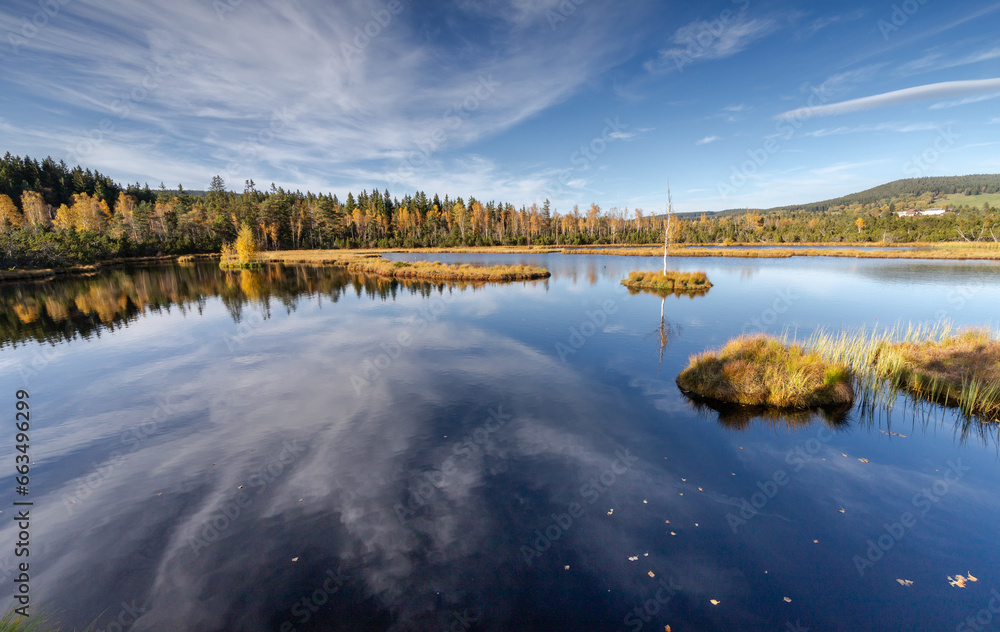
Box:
[1,254,999,632]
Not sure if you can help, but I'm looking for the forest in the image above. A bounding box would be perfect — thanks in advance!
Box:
[1,153,998,268]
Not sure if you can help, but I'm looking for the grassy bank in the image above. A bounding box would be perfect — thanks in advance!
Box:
[806,323,1000,422]
[677,335,855,409]
[622,270,712,294]
[345,258,550,282]
[563,242,1000,260]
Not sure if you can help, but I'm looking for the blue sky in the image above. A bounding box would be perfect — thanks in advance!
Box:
[1,0,998,213]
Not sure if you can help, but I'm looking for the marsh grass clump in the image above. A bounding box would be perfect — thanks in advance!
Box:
[807,323,1000,422]
[677,334,855,409]
[347,259,550,282]
[622,270,712,294]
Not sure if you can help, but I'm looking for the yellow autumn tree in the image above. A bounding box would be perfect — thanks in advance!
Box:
[21,191,51,229]
[54,204,76,231]
[0,194,23,231]
[234,223,259,266]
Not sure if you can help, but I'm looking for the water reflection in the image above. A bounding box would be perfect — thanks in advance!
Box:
[0,263,497,347]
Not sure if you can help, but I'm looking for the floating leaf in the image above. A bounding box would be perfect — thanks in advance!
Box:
[648,571,655,578]
[896,579,913,586]
[607,509,614,516]
[564,565,570,570]
[858,458,869,463]
[291,557,299,562]
[838,507,846,514]
[629,556,639,562]
[710,599,720,605]
[968,572,978,582]
[783,597,792,603]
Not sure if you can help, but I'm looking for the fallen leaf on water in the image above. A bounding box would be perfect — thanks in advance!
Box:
[644,553,649,557]
[643,499,648,504]
[858,458,869,463]
[967,572,978,582]
[679,493,684,496]
[783,597,792,603]
[838,507,846,513]
[648,571,655,578]
[665,520,670,524]
[710,599,720,605]
[681,478,687,482]
[842,453,848,457]
[948,575,967,588]
[896,579,913,586]
[813,540,819,544]
[607,509,614,516]
[665,626,671,632]
[670,532,677,536]
[564,565,570,570]
[628,556,639,562]
[291,557,299,562]
[237,485,244,489]
[698,487,704,491]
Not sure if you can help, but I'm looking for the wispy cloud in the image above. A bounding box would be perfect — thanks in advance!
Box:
[930,92,1000,109]
[644,14,779,73]
[800,122,941,137]
[777,78,1000,119]
[696,135,721,145]
[799,8,867,37]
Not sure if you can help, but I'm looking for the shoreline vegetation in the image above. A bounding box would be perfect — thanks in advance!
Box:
[679,323,1000,424]
[347,258,550,282]
[806,323,1000,423]
[621,269,712,295]
[677,335,855,409]
[5,241,1000,281]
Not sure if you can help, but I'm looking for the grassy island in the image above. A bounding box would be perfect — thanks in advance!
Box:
[808,324,1000,422]
[677,335,855,409]
[346,258,550,282]
[622,270,712,294]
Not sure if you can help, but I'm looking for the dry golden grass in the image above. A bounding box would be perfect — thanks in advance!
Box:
[621,270,712,294]
[677,334,855,409]
[563,242,1000,260]
[346,258,550,281]
[806,323,1000,422]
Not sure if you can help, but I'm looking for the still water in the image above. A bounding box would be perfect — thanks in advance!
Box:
[1,254,999,631]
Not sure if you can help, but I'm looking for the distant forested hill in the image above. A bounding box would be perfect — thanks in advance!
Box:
[768,175,1000,213]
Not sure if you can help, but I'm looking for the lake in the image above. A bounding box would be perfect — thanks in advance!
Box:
[1,254,999,632]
